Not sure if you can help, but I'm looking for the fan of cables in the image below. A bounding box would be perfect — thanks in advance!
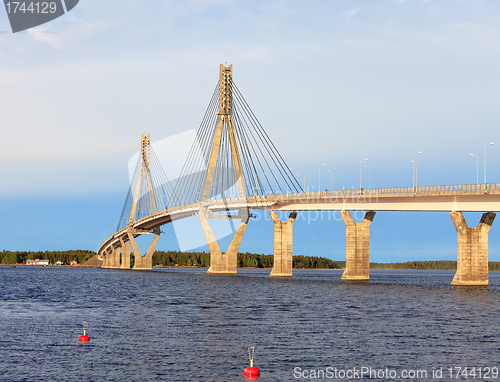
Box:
[116,144,176,231]
[172,79,302,206]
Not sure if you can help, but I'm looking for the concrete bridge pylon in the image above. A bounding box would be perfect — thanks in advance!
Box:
[199,64,250,274]
[450,211,495,286]
[341,210,376,281]
[124,134,161,270]
[119,239,131,269]
[107,133,162,270]
[102,245,120,269]
[269,211,297,277]
[201,207,249,274]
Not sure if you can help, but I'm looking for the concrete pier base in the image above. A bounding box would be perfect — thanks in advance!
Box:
[102,246,121,269]
[341,210,375,281]
[127,227,160,270]
[269,211,297,277]
[120,241,131,269]
[111,247,121,268]
[450,211,495,286]
[200,208,249,274]
[102,251,110,268]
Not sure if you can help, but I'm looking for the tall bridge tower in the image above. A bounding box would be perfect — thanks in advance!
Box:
[199,64,250,274]
[126,134,161,270]
[102,134,161,270]
[201,65,246,201]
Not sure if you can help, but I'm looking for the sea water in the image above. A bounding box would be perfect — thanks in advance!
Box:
[0,267,499,381]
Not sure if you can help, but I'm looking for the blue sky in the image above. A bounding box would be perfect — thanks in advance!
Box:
[1,0,500,262]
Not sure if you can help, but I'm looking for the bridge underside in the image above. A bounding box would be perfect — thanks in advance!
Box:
[270,193,500,212]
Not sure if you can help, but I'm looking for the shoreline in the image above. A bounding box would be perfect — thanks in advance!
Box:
[3,264,500,271]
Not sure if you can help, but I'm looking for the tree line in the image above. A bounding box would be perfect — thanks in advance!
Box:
[152,251,341,269]
[0,249,340,269]
[371,260,500,271]
[2,250,500,270]
[0,250,95,265]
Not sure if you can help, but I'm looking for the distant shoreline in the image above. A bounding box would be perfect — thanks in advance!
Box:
[3,264,500,271]
[2,250,500,271]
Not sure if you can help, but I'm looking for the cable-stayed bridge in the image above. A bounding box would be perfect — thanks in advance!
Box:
[98,64,500,286]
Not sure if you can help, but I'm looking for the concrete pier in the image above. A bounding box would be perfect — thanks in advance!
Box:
[102,246,120,269]
[341,210,375,281]
[111,247,121,268]
[450,211,495,286]
[200,208,249,274]
[127,227,160,270]
[120,240,131,269]
[102,252,110,268]
[270,211,297,277]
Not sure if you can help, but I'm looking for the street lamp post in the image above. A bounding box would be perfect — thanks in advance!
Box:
[470,154,478,185]
[319,163,326,191]
[410,160,414,188]
[410,160,421,190]
[360,158,368,189]
[326,170,333,191]
[363,165,370,189]
[295,174,306,193]
[484,142,494,189]
[412,151,422,190]
[416,162,419,188]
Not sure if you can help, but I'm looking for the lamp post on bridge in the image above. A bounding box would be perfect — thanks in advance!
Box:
[295,174,306,193]
[319,163,325,192]
[410,160,421,190]
[470,154,479,186]
[484,142,494,189]
[410,160,414,189]
[326,170,333,191]
[412,151,422,191]
[269,177,279,194]
[363,165,370,189]
[360,158,368,189]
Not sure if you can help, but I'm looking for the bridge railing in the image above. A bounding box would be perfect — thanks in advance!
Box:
[375,183,500,195]
[263,182,500,200]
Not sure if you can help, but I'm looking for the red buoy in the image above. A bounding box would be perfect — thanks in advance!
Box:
[244,366,260,379]
[244,347,260,379]
[79,321,90,342]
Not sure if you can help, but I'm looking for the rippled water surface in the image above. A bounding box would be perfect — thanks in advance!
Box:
[1,267,500,381]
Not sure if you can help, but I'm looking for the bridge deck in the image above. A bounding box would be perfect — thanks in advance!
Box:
[98,183,500,257]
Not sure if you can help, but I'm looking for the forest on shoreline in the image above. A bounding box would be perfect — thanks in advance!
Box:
[2,250,500,270]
